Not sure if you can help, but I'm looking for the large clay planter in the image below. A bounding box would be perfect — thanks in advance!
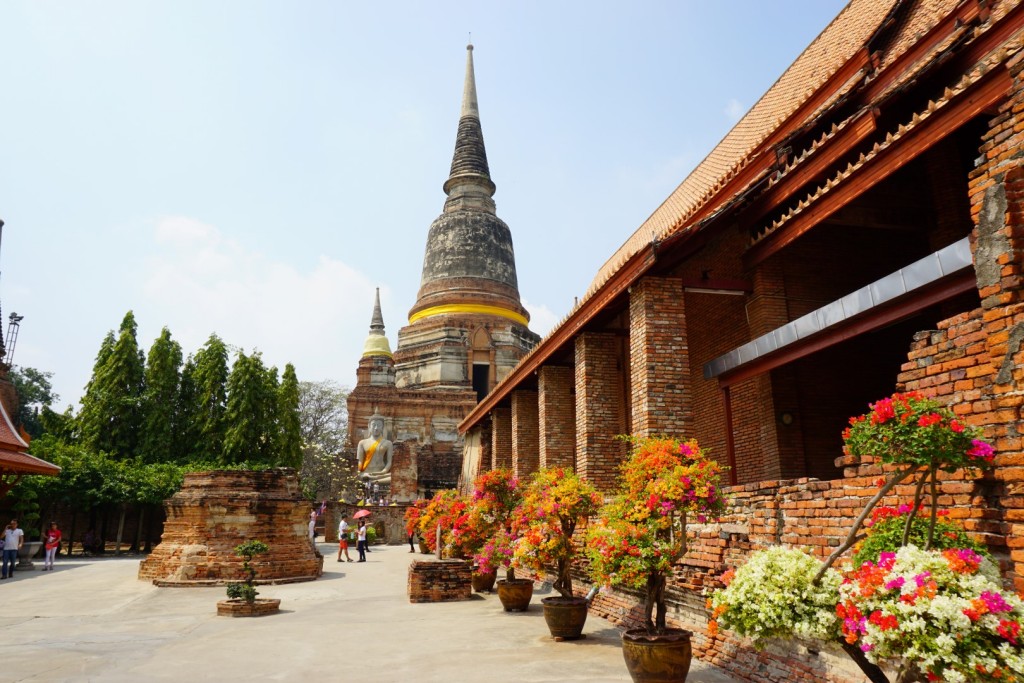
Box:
[621,628,692,683]
[496,578,534,612]
[17,541,43,569]
[541,596,589,640]
[471,568,497,593]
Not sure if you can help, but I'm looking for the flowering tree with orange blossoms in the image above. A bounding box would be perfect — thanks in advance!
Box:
[512,467,602,599]
[403,498,428,539]
[416,490,469,556]
[468,469,522,581]
[585,436,726,634]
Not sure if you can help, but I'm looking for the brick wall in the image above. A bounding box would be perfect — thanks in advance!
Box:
[511,388,539,478]
[491,404,512,470]
[575,332,628,492]
[629,276,693,437]
[538,365,575,469]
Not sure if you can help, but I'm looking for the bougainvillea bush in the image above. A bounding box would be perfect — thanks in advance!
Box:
[837,546,1024,682]
[709,546,841,643]
[585,435,726,634]
[852,504,987,569]
[467,469,522,580]
[843,392,993,470]
[416,490,467,556]
[711,392,1002,683]
[403,499,428,539]
[512,467,602,599]
[711,544,1024,683]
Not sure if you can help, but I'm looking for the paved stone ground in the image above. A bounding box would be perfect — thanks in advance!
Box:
[0,542,739,682]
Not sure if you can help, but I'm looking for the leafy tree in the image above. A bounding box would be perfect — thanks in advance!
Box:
[222,350,278,465]
[174,356,201,463]
[140,328,183,463]
[39,405,77,443]
[9,366,58,438]
[296,380,354,500]
[276,364,302,470]
[297,380,348,454]
[189,334,229,461]
[78,311,145,459]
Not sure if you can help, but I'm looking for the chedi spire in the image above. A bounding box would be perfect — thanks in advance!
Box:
[361,288,393,358]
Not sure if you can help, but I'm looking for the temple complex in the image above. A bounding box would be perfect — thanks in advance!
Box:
[345,45,538,501]
[458,2,1024,681]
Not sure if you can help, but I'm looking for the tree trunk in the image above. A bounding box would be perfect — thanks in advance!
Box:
[115,504,127,556]
[554,558,572,598]
[144,507,154,553]
[67,511,78,557]
[653,573,667,633]
[99,507,109,555]
[131,506,145,554]
[840,641,890,683]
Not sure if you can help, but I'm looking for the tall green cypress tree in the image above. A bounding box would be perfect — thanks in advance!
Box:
[276,363,302,469]
[192,334,229,461]
[78,311,145,459]
[140,328,182,463]
[175,355,201,462]
[222,350,277,465]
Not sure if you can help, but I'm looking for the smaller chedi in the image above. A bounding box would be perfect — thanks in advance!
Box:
[139,469,322,585]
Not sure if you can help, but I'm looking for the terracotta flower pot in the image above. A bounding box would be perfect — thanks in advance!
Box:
[621,628,692,683]
[495,578,533,612]
[541,596,589,640]
[471,568,497,593]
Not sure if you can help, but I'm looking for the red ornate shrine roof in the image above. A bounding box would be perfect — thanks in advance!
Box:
[0,395,59,477]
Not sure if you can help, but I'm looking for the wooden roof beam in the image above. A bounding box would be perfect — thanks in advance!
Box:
[744,65,1011,268]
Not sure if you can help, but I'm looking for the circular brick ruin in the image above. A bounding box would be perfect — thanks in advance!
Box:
[138,469,323,585]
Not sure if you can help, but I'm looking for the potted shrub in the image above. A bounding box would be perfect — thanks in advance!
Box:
[461,469,520,593]
[465,469,530,610]
[710,392,1005,683]
[217,540,280,617]
[513,467,602,639]
[585,436,725,682]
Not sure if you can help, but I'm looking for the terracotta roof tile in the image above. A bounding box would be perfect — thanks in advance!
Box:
[586,0,901,296]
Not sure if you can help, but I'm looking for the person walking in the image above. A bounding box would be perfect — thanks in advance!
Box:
[356,520,367,562]
[2,519,24,579]
[336,514,352,562]
[43,522,62,571]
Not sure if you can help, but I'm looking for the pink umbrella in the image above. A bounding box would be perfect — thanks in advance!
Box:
[352,509,371,519]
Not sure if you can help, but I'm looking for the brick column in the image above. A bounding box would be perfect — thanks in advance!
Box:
[961,56,1024,589]
[740,260,794,480]
[629,277,692,437]
[491,403,513,471]
[511,389,540,478]
[538,365,575,469]
[479,417,492,475]
[575,332,627,492]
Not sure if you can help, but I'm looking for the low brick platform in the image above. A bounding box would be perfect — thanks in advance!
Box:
[216,598,281,617]
[407,559,472,603]
[139,469,323,585]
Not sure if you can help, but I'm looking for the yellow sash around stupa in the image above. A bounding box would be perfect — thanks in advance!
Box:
[359,439,381,472]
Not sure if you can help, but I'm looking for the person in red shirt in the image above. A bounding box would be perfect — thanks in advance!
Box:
[43,522,62,571]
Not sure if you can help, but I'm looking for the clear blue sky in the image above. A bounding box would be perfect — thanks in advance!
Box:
[0,1,847,410]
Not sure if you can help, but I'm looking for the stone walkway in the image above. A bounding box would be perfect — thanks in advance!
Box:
[0,543,739,682]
